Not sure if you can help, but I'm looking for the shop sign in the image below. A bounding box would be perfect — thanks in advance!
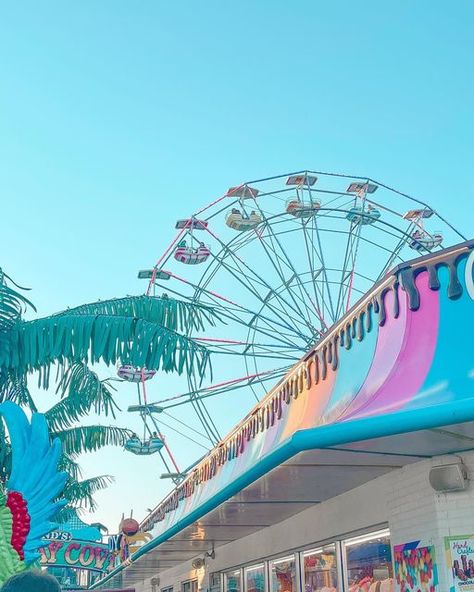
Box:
[445,535,474,592]
[39,539,115,572]
[43,531,73,541]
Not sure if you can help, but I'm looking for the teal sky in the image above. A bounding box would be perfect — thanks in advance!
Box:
[1,1,473,530]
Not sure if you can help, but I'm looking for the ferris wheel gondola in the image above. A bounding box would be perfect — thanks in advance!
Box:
[285,198,321,218]
[124,433,164,455]
[174,241,211,264]
[403,208,444,252]
[346,204,381,225]
[118,366,156,382]
[225,209,262,231]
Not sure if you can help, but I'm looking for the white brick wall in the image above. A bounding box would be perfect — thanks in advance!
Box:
[131,451,474,592]
[387,452,474,591]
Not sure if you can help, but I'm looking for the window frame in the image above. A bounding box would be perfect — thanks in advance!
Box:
[181,579,198,592]
[244,563,267,592]
[341,528,392,591]
[300,542,341,592]
[268,554,298,592]
[224,568,243,592]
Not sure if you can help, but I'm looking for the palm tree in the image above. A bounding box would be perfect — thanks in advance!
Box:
[0,267,217,512]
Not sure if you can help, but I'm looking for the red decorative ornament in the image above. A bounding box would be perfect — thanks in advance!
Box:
[6,491,30,561]
[120,518,139,536]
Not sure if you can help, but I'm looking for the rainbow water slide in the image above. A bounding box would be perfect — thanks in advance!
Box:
[100,240,474,577]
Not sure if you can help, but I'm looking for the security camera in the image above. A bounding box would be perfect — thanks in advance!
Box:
[205,549,215,560]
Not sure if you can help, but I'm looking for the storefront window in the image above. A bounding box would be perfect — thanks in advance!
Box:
[210,573,222,592]
[303,545,338,592]
[270,555,297,592]
[245,564,266,592]
[182,580,198,592]
[225,570,241,592]
[344,529,393,591]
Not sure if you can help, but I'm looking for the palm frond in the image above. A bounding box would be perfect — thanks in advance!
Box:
[10,313,212,388]
[0,273,36,370]
[54,295,219,332]
[45,363,119,432]
[0,272,35,325]
[0,420,11,484]
[57,453,83,482]
[55,504,84,524]
[0,373,37,411]
[62,475,114,511]
[52,425,131,457]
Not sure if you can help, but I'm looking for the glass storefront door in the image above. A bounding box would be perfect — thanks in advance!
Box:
[343,530,393,591]
[270,555,297,592]
[225,570,242,592]
[303,544,338,592]
[245,564,266,592]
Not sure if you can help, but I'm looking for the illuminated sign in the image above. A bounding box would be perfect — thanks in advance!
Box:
[39,539,115,572]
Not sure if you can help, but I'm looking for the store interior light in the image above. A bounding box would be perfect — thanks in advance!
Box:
[245,565,265,573]
[304,549,322,557]
[271,556,295,566]
[303,544,335,557]
[344,529,390,547]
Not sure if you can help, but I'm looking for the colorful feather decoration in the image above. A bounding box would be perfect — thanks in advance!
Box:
[0,401,67,585]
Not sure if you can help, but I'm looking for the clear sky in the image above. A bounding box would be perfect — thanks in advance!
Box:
[0,1,473,531]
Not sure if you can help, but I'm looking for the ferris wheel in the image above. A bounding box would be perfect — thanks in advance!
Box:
[121,170,466,472]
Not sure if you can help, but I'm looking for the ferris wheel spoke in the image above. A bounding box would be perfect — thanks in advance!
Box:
[376,222,416,279]
[254,219,322,336]
[161,409,213,443]
[333,188,361,318]
[153,366,291,410]
[204,244,315,340]
[188,374,222,443]
[343,223,365,313]
[153,415,211,451]
[335,220,364,318]
[309,217,337,322]
[199,273,311,344]
[257,211,327,321]
[189,365,234,443]
[203,224,320,326]
[299,219,332,330]
[202,340,301,361]
[196,294,307,351]
[155,273,307,350]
